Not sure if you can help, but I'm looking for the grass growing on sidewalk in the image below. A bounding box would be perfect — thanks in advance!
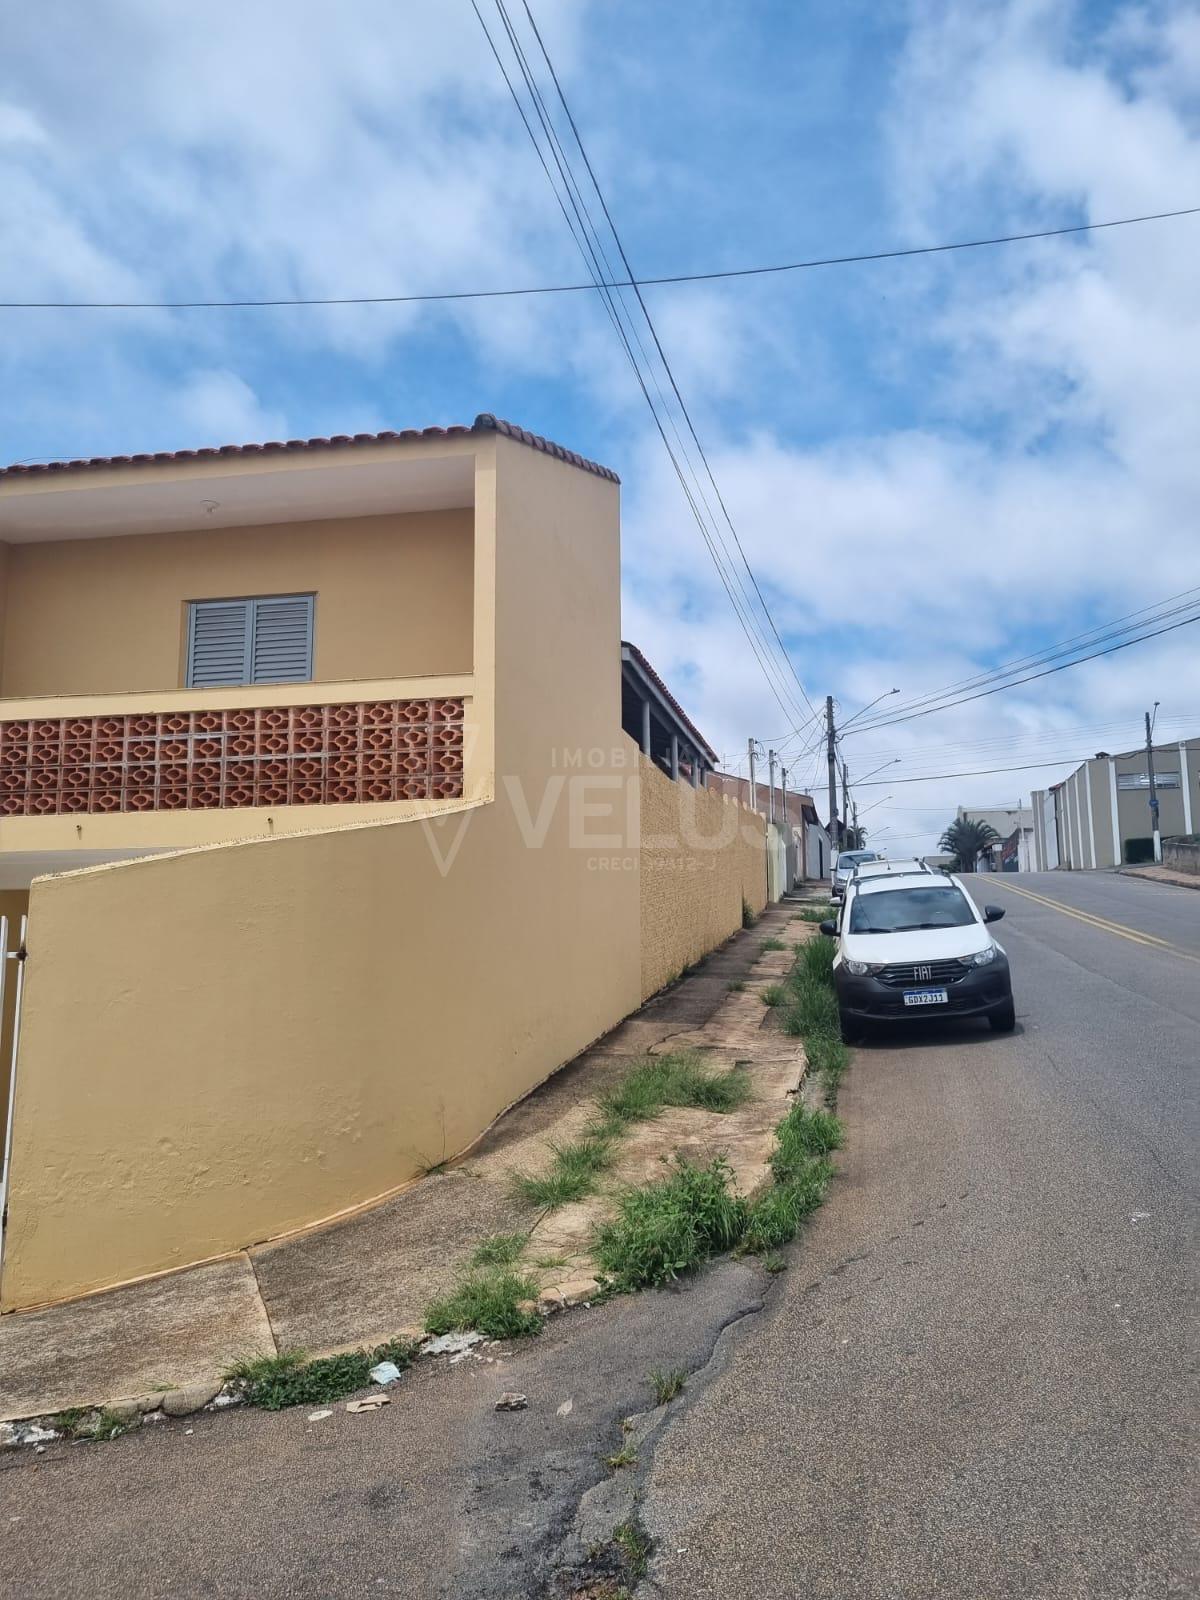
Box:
[226,1337,420,1410]
[511,1135,616,1207]
[598,1052,750,1130]
[593,1156,748,1290]
[782,936,849,1107]
[791,906,835,924]
[470,1232,529,1268]
[425,1268,544,1341]
[511,1052,750,1212]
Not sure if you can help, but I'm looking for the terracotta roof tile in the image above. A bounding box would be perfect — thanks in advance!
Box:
[0,413,619,484]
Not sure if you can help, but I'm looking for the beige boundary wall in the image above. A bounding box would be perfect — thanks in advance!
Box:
[0,437,770,1312]
[639,752,767,1002]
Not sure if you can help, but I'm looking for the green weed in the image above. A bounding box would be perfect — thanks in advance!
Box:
[52,1406,93,1439]
[761,984,786,1007]
[760,937,788,952]
[511,1135,615,1208]
[470,1232,528,1268]
[425,1269,542,1341]
[770,1103,844,1182]
[593,1156,748,1290]
[726,979,746,992]
[226,1337,419,1411]
[605,1443,638,1470]
[612,1520,653,1579]
[742,1160,832,1252]
[597,1053,749,1131]
[649,1366,687,1404]
[742,899,758,928]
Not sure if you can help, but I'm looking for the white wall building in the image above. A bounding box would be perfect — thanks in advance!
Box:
[1032,738,1200,870]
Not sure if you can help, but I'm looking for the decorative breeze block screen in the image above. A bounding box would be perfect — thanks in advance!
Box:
[0,698,465,816]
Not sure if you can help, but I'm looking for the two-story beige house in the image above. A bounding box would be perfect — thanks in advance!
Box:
[0,415,767,1316]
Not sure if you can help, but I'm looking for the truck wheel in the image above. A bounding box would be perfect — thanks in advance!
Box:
[988,999,1016,1033]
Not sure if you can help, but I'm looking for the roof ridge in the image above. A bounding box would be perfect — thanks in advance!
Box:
[0,415,619,484]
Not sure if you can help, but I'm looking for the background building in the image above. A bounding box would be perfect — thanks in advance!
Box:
[955,804,1035,872]
[1032,738,1200,870]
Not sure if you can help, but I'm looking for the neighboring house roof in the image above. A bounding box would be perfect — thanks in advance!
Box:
[0,412,619,484]
[709,770,819,827]
[621,641,718,765]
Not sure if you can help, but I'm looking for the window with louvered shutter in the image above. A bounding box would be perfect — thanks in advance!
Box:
[186,595,314,687]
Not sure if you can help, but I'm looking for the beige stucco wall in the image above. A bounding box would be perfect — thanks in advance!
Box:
[0,508,473,698]
[639,752,767,1001]
[1,436,644,1311]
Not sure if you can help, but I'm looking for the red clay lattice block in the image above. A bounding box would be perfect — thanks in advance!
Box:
[0,695,463,816]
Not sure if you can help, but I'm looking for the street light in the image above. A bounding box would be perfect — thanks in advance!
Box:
[839,688,900,734]
[856,757,902,785]
[856,793,893,819]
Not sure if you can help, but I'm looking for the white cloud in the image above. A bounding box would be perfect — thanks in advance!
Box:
[616,0,1200,854]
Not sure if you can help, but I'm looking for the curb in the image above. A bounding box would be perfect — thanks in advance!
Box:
[1114,868,1200,893]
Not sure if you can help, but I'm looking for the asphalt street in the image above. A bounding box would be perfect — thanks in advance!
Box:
[641,870,1198,1598]
[2,871,1196,1598]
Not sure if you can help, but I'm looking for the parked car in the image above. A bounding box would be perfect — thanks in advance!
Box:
[820,872,1015,1036]
[830,848,881,900]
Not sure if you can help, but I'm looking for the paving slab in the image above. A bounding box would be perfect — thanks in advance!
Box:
[248,1170,531,1354]
[0,902,805,1419]
[0,1255,273,1421]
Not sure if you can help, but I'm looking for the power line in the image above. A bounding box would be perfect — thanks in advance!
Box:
[476,0,816,736]
[850,586,1200,733]
[513,0,820,728]
[843,611,1200,736]
[855,753,1153,786]
[845,712,1197,766]
[471,0,804,730]
[5,207,1196,309]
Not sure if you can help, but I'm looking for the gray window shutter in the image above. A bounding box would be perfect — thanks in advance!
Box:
[187,595,314,687]
[187,600,253,687]
[250,595,314,683]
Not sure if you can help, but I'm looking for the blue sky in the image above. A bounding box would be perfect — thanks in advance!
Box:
[3,0,1198,852]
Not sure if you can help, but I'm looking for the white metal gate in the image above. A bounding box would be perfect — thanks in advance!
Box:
[0,913,29,1281]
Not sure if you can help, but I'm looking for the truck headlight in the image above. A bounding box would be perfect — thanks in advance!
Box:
[959,945,996,966]
[845,959,883,976]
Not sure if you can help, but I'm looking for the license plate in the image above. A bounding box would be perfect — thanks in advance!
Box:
[903,988,949,1007]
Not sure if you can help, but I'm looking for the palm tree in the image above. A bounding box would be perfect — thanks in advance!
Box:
[938,817,999,872]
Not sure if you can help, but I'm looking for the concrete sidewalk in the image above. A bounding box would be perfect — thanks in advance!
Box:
[1116,863,1200,892]
[1,901,814,1422]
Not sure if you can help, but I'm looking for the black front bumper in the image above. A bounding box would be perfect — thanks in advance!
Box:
[835,957,1012,1021]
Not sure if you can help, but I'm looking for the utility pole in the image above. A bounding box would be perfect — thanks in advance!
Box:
[825,695,840,857]
[1145,707,1162,863]
[767,749,777,826]
[841,761,850,845]
[852,796,859,846]
[748,737,758,815]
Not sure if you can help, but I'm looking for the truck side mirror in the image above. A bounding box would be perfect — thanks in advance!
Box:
[819,920,837,937]
[984,905,1005,923]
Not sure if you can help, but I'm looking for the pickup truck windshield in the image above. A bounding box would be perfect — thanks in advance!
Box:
[849,885,975,933]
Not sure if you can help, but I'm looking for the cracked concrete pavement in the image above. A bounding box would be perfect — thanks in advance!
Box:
[4,873,1192,1599]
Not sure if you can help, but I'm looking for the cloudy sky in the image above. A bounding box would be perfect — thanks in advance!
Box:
[4,0,1198,854]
